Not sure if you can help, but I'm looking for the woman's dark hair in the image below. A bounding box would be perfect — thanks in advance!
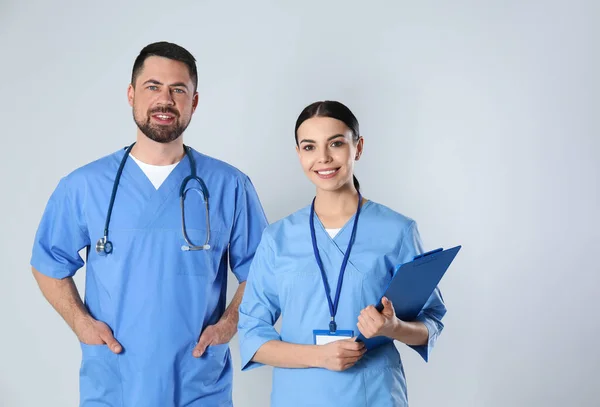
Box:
[294,101,361,192]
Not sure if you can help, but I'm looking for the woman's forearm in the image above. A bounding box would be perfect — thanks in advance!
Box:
[253,340,322,368]
[391,319,429,346]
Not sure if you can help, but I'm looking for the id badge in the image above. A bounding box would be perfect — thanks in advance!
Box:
[313,329,354,345]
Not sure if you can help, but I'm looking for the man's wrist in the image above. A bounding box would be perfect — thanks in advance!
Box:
[217,317,238,340]
[72,312,94,337]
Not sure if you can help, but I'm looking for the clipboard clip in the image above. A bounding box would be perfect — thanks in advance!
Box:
[413,247,443,260]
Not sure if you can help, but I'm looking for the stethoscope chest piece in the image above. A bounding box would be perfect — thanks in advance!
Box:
[96,237,113,255]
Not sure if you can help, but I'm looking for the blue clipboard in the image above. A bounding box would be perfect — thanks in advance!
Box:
[355,245,461,350]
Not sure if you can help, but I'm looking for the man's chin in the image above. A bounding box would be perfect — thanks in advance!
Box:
[146,133,182,144]
[141,125,183,144]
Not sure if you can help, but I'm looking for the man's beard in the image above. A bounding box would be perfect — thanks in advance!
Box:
[133,107,190,143]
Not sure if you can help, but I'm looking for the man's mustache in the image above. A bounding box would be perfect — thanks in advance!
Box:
[149,107,179,117]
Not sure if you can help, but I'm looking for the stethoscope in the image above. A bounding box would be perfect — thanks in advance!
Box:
[95,142,211,255]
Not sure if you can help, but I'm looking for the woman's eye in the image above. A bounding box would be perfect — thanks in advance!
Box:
[331,141,344,147]
[303,145,314,151]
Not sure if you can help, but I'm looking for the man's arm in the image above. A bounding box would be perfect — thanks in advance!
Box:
[193,281,246,357]
[219,281,246,329]
[193,175,268,358]
[32,267,122,353]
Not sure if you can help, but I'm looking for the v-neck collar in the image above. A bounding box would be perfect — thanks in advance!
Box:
[121,149,194,229]
[123,151,187,194]
[313,200,372,244]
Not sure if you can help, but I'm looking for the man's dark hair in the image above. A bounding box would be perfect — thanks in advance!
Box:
[131,41,198,91]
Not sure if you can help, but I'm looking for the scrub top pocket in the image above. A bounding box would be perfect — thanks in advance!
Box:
[181,342,231,388]
[79,343,123,406]
[80,342,117,358]
[177,229,227,276]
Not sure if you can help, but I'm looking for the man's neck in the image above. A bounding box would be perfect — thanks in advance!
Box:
[130,133,185,165]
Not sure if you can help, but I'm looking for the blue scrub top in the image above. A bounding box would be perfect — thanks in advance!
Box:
[238,200,446,407]
[31,146,268,407]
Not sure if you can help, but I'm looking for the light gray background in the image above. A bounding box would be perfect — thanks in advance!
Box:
[1,0,598,406]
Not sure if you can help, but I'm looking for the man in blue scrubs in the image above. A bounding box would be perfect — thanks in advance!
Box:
[30,41,268,406]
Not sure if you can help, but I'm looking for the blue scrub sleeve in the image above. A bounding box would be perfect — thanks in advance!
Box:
[397,221,447,362]
[30,177,89,279]
[229,176,268,283]
[238,232,282,371]
[411,288,446,362]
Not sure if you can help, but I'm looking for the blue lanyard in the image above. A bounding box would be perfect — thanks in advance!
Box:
[309,193,362,333]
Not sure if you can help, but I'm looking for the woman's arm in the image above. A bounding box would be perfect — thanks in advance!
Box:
[253,338,366,371]
[357,296,428,346]
[238,233,367,372]
[388,318,429,346]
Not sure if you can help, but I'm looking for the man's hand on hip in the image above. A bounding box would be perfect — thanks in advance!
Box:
[74,314,122,354]
[193,319,236,357]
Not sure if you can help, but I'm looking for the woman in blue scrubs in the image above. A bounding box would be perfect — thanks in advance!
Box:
[238,100,446,406]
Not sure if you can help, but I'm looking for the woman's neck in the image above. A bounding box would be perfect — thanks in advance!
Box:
[313,185,364,229]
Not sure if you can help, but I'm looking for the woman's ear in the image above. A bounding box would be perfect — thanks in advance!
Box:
[355,137,364,160]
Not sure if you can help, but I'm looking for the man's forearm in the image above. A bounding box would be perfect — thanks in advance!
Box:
[32,267,91,335]
[218,281,246,333]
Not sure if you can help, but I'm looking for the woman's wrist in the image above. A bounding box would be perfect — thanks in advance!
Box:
[308,344,324,368]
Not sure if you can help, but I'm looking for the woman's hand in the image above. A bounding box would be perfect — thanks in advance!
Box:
[316,338,366,371]
[357,297,401,339]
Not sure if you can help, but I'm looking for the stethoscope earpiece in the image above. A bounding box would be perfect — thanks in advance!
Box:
[181,244,210,252]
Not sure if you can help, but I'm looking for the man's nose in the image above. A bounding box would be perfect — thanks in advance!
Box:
[156,88,175,106]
